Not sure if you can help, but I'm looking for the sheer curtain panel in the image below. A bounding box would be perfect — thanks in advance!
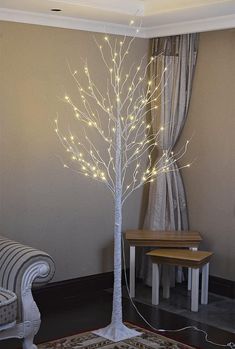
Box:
[140,34,199,285]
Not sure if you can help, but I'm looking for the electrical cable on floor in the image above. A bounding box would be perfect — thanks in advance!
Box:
[121,236,235,348]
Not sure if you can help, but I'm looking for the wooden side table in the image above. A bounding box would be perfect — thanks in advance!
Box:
[147,249,213,312]
[124,230,203,298]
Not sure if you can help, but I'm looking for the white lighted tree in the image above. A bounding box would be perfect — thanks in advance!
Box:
[55,25,190,342]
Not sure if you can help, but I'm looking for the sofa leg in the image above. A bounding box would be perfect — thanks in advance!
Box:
[23,335,37,349]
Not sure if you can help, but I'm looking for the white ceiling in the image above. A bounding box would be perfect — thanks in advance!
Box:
[0,0,234,37]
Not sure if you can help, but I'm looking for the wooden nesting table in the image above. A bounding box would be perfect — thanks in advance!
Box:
[147,249,213,311]
[124,230,203,298]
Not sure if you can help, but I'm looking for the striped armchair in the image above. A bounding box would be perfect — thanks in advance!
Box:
[0,235,55,349]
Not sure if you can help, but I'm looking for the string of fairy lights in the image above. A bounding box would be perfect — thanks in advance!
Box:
[54,18,235,347]
[55,19,192,204]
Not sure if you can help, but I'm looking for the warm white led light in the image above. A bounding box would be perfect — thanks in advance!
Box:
[55,32,191,342]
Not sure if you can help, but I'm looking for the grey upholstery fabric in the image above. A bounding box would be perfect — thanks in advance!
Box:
[0,287,17,326]
[0,236,55,321]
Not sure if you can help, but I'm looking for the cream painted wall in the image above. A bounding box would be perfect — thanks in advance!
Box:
[0,21,149,282]
[1,22,234,283]
[179,29,235,281]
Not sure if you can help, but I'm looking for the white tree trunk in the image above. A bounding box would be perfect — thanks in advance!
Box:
[93,118,140,342]
[111,189,123,327]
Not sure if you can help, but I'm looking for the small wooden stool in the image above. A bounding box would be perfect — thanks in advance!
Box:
[147,249,213,312]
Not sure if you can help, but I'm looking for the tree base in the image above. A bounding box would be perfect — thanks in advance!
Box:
[93,322,141,342]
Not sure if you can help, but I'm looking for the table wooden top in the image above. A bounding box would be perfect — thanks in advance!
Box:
[124,230,202,247]
[147,249,213,268]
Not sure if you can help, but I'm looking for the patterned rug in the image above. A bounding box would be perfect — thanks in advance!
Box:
[38,323,194,349]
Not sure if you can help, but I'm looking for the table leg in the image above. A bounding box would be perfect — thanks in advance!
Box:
[201,263,209,304]
[188,247,198,291]
[152,262,159,305]
[188,267,192,291]
[170,266,176,288]
[176,266,183,283]
[162,264,170,299]
[191,268,199,312]
[129,246,135,298]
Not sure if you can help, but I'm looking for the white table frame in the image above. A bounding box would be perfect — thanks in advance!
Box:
[152,261,209,312]
[129,245,198,298]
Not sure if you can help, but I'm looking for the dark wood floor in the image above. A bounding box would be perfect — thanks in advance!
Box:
[3,290,235,349]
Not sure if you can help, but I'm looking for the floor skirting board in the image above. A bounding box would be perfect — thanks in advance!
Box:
[209,275,235,298]
[33,271,115,310]
[32,271,235,311]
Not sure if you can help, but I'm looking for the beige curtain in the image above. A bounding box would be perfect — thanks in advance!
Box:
[140,33,199,285]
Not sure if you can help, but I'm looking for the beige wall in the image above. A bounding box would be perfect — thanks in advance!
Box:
[179,29,235,280]
[1,21,234,283]
[0,21,149,282]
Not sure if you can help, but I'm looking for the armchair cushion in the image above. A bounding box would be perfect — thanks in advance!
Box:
[0,287,17,326]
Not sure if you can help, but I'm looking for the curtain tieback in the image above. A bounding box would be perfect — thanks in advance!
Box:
[160,148,174,156]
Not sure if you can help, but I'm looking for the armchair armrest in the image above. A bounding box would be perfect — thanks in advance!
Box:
[0,235,55,321]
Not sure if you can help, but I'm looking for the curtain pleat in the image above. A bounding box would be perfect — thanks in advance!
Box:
[139,33,199,285]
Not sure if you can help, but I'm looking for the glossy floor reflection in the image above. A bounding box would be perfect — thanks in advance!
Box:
[133,280,235,334]
[2,289,235,349]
